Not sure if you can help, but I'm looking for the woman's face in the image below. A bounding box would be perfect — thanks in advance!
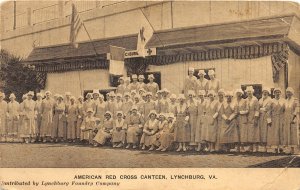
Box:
[208,94,214,101]
[117,114,122,119]
[93,94,99,100]
[134,98,139,103]
[188,94,193,99]
[179,99,185,104]
[149,78,154,82]
[87,112,93,117]
[286,91,293,98]
[57,98,62,103]
[138,78,144,82]
[125,81,130,85]
[150,114,156,120]
[199,95,204,100]
[218,94,224,101]
[262,91,269,98]
[119,80,124,84]
[226,96,232,102]
[132,78,137,83]
[274,91,281,98]
[117,96,121,101]
[105,114,111,120]
[168,117,174,123]
[209,74,215,80]
[0,96,3,101]
[132,109,137,115]
[188,71,194,76]
[125,96,130,101]
[199,74,204,79]
[110,96,115,101]
[70,99,75,104]
[27,95,33,100]
[37,96,42,101]
[10,97,15,101]
[159,116,165,121]
[78,98,83,103]
[246,91,253,97]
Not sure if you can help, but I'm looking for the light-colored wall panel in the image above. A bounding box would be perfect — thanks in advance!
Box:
[46,69,110,97]
[147,56,278,95]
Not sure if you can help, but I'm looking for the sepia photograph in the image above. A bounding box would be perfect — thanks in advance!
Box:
[0,0,299,175]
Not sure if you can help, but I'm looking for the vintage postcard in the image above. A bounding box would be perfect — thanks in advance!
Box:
[0,0,299,189]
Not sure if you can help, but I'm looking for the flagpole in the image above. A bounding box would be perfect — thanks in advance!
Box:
[81,22,99,56]
[71,3,99,57]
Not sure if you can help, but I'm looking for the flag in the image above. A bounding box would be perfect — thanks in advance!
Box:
[109,46,125,76]
[137,8,154,57]
[271,45,289,82]
[69,3,83,48]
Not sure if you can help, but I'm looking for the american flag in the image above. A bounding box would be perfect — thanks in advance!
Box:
[69,3,83,47]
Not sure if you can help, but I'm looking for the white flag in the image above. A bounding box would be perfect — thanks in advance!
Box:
[109,46,125,75]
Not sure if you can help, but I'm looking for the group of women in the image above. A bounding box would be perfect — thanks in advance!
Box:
[0,70,299,154]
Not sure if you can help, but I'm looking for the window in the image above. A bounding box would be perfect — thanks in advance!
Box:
[241,84,262,99]
[109,75,122,87]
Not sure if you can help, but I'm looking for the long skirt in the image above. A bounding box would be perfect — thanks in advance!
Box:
[0,114,7,136]
[219,120,239,144]
[20,116,36,138]
[7,117,19,136]
[174,120,190,143]
[203,116,217,143]
[140,133,157,146]
[112,129,126,143]
[40,113,53,137]
[126,126,142,144]
[76,118,83,139]
[189,114,198,145]
[51,114,65,138]
[195,115,204,143]
[267,115,281,146]
[238,116,248,143]
[36,114,42,136]
[247,121,260,143]
[67,120,76,139]
[94,130,111,145]
[282,115,298,146]
[159,132,174,149]
[259,112,268,144]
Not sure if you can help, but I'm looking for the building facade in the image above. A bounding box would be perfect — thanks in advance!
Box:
[1,1,300,98]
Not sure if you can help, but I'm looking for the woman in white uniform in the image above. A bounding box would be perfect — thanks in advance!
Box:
[7,93,20,142]
[282,87,299,154]
[0,92,8,142]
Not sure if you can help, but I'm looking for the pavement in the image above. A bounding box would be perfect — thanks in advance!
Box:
[0,143,299,168]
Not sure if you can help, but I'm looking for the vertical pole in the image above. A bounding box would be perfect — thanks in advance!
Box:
[13,0,16,30]
[27,8,32,26]
[171,1,173,29]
